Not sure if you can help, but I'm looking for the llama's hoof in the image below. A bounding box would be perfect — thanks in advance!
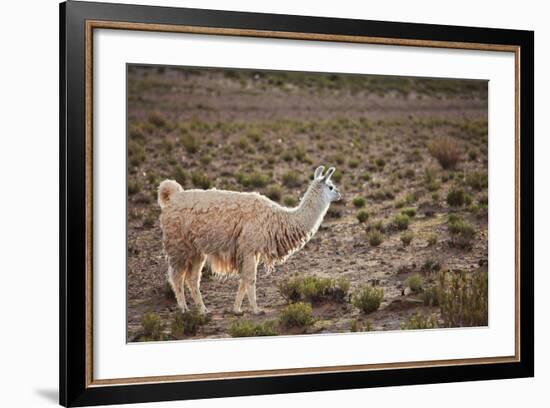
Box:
[232,309,244,316]
[199,308,210,316]
[252,309,266,316]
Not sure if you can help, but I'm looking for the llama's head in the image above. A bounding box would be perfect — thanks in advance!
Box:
[312,166,341,203]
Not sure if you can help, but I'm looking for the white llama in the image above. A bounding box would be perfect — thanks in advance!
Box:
[158,165,341,315]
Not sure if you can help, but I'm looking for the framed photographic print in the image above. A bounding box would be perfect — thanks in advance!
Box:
[59,1,534,406]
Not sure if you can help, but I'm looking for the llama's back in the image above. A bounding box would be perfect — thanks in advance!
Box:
[159,184,283,270]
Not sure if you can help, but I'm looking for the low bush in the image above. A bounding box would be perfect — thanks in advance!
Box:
[171,310,211,337]
[401,207,417,218]
[277,275,350,304]
[279,302,314,327]
[352,286,384,314]
[356,210,370,223]
[141,312,163,340]
[352,197,366,208]
[400,231,414,246]
[180,133,200,154]
[266,185,282,202]
[191,171,211,189]
[400,312,438,330]
[283,195,298,206]
[437,270,488,327]
[447,187,466,207]
[367,230,384,247]
[282,170,301,188]
[448,218,476,248]
[393,214,410,230]
[148,111,166,128]
[128,179,142,195]
[236,171,270,188]
[405,273,424,294]
[465,171,488,190]
[428,137,461,169]
[426,233,438,246]
[228,320,278,337]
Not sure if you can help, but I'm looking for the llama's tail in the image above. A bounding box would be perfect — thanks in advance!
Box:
[158,179,183,209]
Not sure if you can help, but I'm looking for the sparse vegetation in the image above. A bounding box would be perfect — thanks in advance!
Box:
[393,214,410,230]
[401,231,414,246]
[352,286,384,314]
[127,65,489,341]
[139,312,163,341]
[352,197,366,208]
[400,312,438,330]
[356,210,370,223]
[437,270,488,327]
[405,273,424,294]
[448,217,476,248]
[171,310,211,337]
[279,302,314,327]
[367,230,384,246]
[277,275,350,304]
[228,319,278,337]
[429,137,461,169]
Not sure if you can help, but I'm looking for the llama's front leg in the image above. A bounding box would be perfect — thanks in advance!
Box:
[244,256,264,315]
[187,256,209,314]
[232,279,247,316]
[168,265,188,313]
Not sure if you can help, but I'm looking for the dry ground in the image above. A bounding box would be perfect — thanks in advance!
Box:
[127,66,488,341]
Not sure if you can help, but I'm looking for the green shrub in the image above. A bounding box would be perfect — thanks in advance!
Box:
[128,179,141,195]
[128,141,146,167]
[283,195,298,206]
[448,218,476,248]
[400,231,414,246]
[367,230,384,246]
[191,171,211,189]
[228,320,278,337]
[279,302,314,327]
[348,158,360,168]
[171,310,211,337]
[173,164,188,185]
[421,259,441,273]
[352,286,384,314]
[180,133,200,154]
[277,275,350,304]
[141,312,163,339]
[331,169,343,183]
[352,197,366,208]
[400,312,438,330]
[437,270,488,327]
[428,137,461,169]
[422,286,440,306]
[465,171,488,190]
[237,171,270,188]
[393,214,410,230]
[356,210,370,223]
[148,111,166,127]
[405,273,423,293]
[447,187,466,207]
[282,170,301,188]
[266,185,282,202]
[427,233,438,246]
[401,207,416,218]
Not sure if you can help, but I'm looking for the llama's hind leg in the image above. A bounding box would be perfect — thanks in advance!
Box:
[168,264,188,313]
[187,255,209,314]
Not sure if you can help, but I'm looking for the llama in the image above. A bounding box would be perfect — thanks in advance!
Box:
[158,165,341,315]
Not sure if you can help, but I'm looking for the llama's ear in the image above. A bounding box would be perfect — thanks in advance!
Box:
[314,166,325,179]
[323,167,336,182]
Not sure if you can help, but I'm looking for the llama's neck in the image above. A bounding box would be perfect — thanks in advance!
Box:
[292,184,330,237]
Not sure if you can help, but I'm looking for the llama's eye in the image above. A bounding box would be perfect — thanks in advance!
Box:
[329,186,333,190]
